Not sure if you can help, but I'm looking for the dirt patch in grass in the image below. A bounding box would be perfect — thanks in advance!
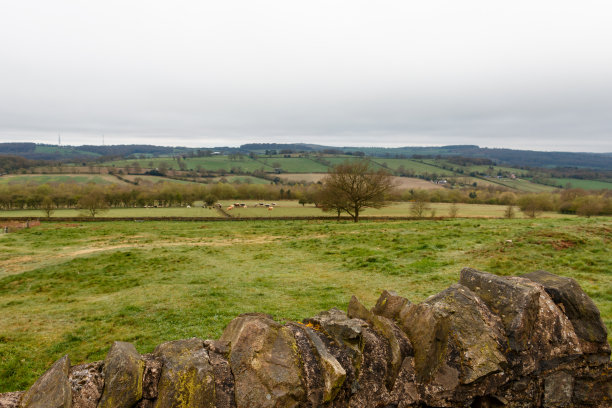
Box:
[0,255,35,272]
[551,240,578,250]
[0,235,282,276]
[71,235,280,255]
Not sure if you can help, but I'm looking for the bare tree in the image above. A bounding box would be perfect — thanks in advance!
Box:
[41,196,55,218]
[320,160,396,222]
[79,191,109,217]
[132,161,142,174]
[448,202,459,218]
[409,199,430,218]
[576,196,603,217]
[158,162,169,175]
[517,194,553,218]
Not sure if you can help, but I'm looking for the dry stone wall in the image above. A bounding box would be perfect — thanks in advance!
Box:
[1,268,610,407]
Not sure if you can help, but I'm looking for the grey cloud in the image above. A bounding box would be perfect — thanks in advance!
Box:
[1,1,611,152]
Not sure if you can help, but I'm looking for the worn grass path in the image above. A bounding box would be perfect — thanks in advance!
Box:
[0,217,610,392]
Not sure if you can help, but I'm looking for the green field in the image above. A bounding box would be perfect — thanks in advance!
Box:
[0,206,222,218]
[430,160,530,177]
[107,156,271,173]
[0,217,610,392]
[549,178,612,190]
[106,156,458,176]
[482,177,558,193]
[122,175,200,185]
[222,201,572,219]
[0,201,570,219]
[361,158,457,176]
[0,174,120,185]
[257,157,329,172]
[211,175,270,185]
[23,155,610,194]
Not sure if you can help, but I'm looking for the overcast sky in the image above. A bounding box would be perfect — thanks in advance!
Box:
[1,1,611,152]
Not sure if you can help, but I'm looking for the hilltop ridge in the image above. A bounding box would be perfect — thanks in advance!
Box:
[1,142,611,170]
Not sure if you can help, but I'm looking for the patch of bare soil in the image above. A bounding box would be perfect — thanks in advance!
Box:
[551,240,577,250]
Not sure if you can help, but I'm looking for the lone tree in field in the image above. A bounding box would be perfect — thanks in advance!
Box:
[78,191,109,217]
[41,196,56,218]
[517,193,553,218]
[320,160,396,222]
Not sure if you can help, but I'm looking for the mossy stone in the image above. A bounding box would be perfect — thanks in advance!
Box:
[98,341,144,408]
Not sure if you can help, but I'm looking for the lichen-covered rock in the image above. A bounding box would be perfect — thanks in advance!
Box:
[399,284,507,387]
[460,268,541,352]
[286,324,326,406]
[153,338,215,408]
[346,326,394,407]
[525,279,583,367]
[68,361,103,408]
[0,392,24,408]
[304,327,346,403]
[203,340,236,408]
[523,269,611,357]
[140,354,162,402]
[303,322,358,407]
[20,355,72,408]
[544,371,574,408]
[460,268,583,374]
[288,323,346,405]
[570,364,612,407]
[371,290,410,321]
[460,268,582,368]
[219,314,305,408]
[97,341,144,408]
[348,295,412,389]
[304,308,367,359]
[388,357,419,407]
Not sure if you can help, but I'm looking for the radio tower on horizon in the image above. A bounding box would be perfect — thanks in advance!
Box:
[58,133,61,146]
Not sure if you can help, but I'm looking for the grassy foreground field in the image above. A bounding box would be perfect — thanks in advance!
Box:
[0,217,610,392]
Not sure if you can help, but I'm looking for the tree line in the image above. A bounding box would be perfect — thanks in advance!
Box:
[0,171,610,218]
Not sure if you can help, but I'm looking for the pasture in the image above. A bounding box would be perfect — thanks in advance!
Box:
[549,178,612,190]
[210,175,270,185]
[0,201,571,219]
[0,174,120,185]
[278,173,445,190]
[493,178,558,193]
[0,217,610,392]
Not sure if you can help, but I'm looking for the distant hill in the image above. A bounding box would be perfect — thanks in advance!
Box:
[1,142,610,170]
[240,143,322,152]
[241,144,612,170]
[0,143,193,161]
